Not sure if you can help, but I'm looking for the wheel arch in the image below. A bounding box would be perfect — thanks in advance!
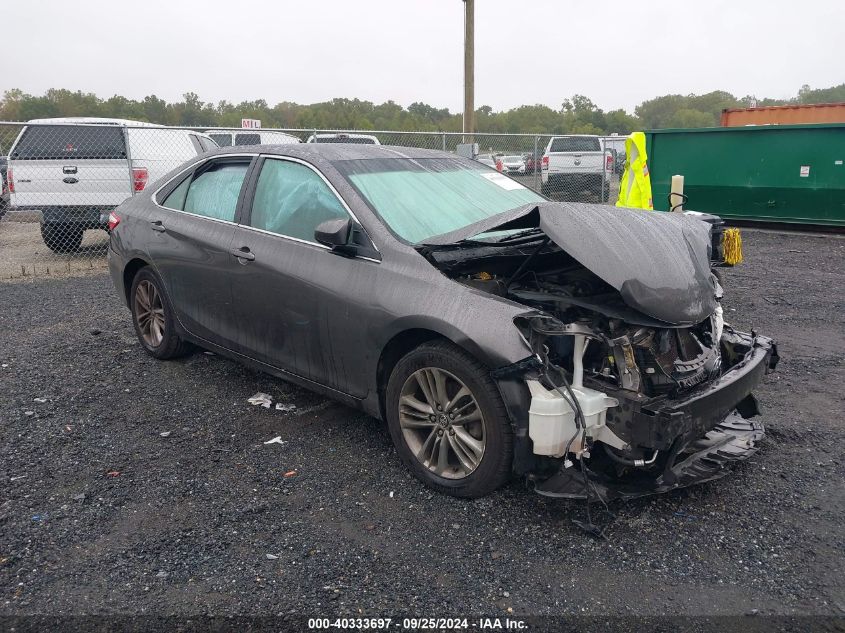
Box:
[122,257,150,306]
[374,322,509,422]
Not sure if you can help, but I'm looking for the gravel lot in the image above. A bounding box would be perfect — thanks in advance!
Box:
[1,229,843,621]
[0,216,109,280]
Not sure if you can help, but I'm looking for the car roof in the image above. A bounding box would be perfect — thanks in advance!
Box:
[26,117,162,127]
[312,133,378,138]
[204,128,298,134]
[205,144,453,162]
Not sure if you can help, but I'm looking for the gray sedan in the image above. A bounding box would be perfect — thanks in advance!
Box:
[108,145,777,501]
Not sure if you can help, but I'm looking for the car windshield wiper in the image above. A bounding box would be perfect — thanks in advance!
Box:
[494,227,545,243]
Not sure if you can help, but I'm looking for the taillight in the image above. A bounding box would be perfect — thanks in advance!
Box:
[495,159,503,172]
[606,154,613,171]
[7,167,14,193]
[107,211,121,231]
[132,167,148,192]
[541,155,549,170]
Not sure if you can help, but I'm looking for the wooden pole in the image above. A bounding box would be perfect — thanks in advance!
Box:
[463,0,474,142]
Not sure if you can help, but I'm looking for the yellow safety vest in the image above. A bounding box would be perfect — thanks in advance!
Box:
[616,132,653,210]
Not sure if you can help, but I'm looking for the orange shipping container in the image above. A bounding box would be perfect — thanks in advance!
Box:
[720,102,845,126]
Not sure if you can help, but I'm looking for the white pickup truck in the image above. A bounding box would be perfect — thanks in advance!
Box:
[540,135,612,202]
[8,118,217,252]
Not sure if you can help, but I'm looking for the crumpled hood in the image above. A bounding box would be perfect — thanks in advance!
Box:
[425,202,717,325]
[538,203,716,325]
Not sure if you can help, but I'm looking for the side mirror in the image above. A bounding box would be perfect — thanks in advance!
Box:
[314,217,353,249]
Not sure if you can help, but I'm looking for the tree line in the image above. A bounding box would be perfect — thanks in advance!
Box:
[1,83,842,134]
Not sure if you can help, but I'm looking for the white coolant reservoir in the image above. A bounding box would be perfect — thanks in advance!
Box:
[527,380,620,457]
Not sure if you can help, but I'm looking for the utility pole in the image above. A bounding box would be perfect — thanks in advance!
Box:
[463,0,474,142]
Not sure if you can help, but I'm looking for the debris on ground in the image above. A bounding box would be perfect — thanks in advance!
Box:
[283,470,298,478]
[247,392,273,408]
[33,397,48,403]
[263,436,286,446]
[159,431,172,438]
[106,471,121,477]
[275,402,296,412]
[265,554,279,560]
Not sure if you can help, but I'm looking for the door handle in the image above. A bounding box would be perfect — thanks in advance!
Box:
[231,246,255,262]
[150,220,166,233]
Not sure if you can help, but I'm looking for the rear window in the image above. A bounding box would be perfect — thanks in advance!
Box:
[12,125,126,160]
[234,133,261,146]
[549,137,601,153]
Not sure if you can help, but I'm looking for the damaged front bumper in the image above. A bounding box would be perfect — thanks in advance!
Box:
[533,412,765,500]
[505,329,778,500]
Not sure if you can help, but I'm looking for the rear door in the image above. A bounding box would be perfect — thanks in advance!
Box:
[9,124,131,208]
[146,156,255,348]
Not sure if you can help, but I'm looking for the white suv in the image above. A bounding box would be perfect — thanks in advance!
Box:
[8,118,217,252]
[306,133,381,145]
[204,129,301,147]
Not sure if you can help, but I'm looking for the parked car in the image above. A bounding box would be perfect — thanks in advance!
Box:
[204,129,301,147]
[524,153,541,174]
[476,153,496,168]
[541,135,612,202]
[0,154,8,218]
[7,118,218,252]
[500,155,526,174]
[614,150,626,175]
[108,145,777,501]
[306,133,380,145]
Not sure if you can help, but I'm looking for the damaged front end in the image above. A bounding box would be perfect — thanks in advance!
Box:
[423,202,778,500]
[511,312,777,500]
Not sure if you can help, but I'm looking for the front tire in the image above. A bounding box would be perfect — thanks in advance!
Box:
[385,340,513,498]
[129,267,192,359]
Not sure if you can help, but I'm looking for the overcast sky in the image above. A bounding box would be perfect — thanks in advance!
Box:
[4,0,843,113]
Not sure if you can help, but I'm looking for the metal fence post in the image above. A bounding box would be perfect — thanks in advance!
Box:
[533,135,539,193]
[442,133,447,152]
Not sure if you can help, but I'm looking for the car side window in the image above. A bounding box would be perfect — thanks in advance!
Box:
[161,175,191,210]
[209,133,232,147]
[181,162,249,222]
[250,159,349,242]
[235,133,261,146]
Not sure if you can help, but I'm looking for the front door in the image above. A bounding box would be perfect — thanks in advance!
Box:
[228,156,379,397]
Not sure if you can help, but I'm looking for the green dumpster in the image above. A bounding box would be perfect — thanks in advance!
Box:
[645,123,845,227]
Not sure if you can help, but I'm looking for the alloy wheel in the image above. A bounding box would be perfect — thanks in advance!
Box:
[134,279,165,348]
[398,367,486,479]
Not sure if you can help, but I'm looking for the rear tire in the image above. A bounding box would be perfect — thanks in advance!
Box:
[385,340,513,498]
[129,267,192,360]
[41,224,83,253]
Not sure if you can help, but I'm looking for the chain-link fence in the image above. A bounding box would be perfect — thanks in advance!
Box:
[0,121,621,279]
